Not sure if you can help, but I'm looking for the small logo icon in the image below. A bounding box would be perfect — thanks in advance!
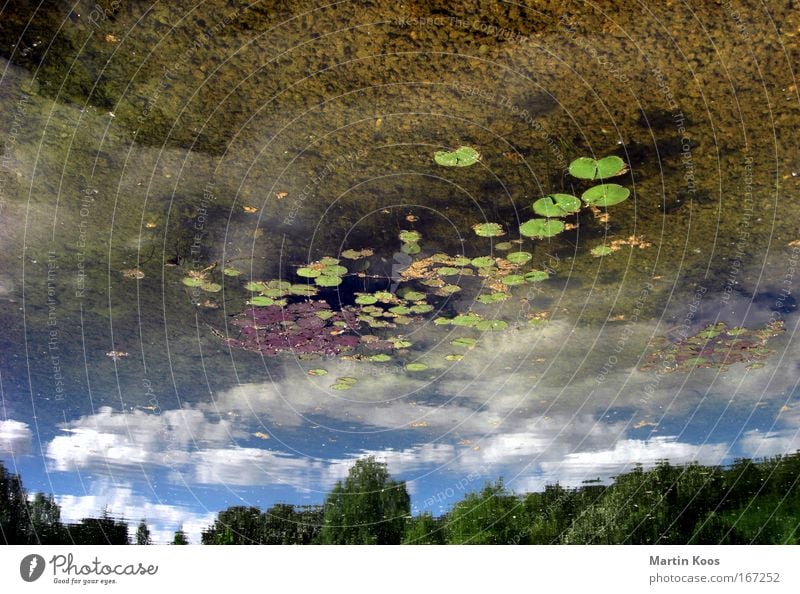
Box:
[20,554,45,582]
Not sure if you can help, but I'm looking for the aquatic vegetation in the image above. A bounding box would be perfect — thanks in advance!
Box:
[568,156,627,180]
[182,277,205,287]
[401,242,421,255]
[355,294,378,305]
[494,242,514,250]
[399,230,421,243]
[223,267,242,277]
[248,296,274,306]
[341,248,373,260]
[506,251,532,265]
[296,267,321,278]
[501,274,526,286]
[314,275,343,287]
[532,194,581,217]
[591,246,614,257]
[470,256,495,268]
[445,354,464,361]
[581,183,630,207]
[307,369,328,376]
[434,146,480,167]
[122,268,145,280]
[369,353,392,362]
[405,362,429,371]
[523,270,549,282]
[519,219,565,239]
[472,223,505,237]
[476,292,509,304]
[639,321,785,373]
[475,319,508,331]
[451,337,478,348]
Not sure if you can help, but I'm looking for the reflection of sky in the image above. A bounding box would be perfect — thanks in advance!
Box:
[4,303,799,543]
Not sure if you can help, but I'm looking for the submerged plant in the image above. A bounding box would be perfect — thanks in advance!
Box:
[434,146,480,167]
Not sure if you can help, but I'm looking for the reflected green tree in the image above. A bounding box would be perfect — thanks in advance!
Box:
[136,519,152,545]
[443,481,525,544]
[172,528,189,545]
[402,512,445,544]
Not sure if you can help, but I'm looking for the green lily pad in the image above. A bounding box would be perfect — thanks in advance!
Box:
[399,230,421,243]
[296,267,320,278]
[319,257,340,266]
[392,339,413,348]
[403,291,426,301]
[307,369,328,376]
[519,219,565,238]
[314,275,343,287]
[451,337,478,348]
[355,294,378,305]
[437,266,461,276]
[591,246,614,257]
[316,310,335,320]
[494,242,514,250]
[331,383,352,390]
[436,284,461,295]
[401,242,421,255]
[389,305,411,315]
[524,270,549,282]
[248,296,274,306]
[477,292,509,304]
[581,184,630,207]
[375,291,397,303]
[182,277,205,287]
[201,282,222,293]
[506,251,532,265]
[532,193,581,217]
[405,362,429,371]
[395,316,413,325]
[223,268,242,277]
[262,287,288,298]
[410,303,434,314]
[268,280,292,290]
[434,146,480,167]
[568,156,627,180]
[451,314,482,327]
[445,354,464,361]
[476,319,508,331]
[289,284,318,296]
[472,222,505,237]
[434,317,452,326]
[471,256,495,268]
[369,354,392,362]
[501,274,526,286]
[341,248,373,260]
[452,257,471,266]
[322,265,348,277]
[336,377,358,385]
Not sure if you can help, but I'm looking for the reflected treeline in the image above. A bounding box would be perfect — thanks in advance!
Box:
[2,453,800,544]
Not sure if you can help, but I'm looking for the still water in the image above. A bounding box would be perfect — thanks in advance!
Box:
[1,1,798,542]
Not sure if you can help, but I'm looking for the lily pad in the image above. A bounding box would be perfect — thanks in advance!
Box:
[437,266,461,276]
[392,339,413,348]
[296,267,321,278]
[201,282,222,293]
[355,294,378,305]
[434,146,480,167]
[374,291,397,303]
[436,284,461,295]
[451,314,482,327]
[399,230,421,243]
[506,251,533,265]
[319,257,340,266]
[262,287,288,298]
[314,275,343,287]
[336,377,358,385]
[341,248,373,260]
[445,354,464,361]
[410,303,434,314]
[451,337,478,348]
[307,369,328,376]
[182,277,205,287]
[471,256,495,268]
[405,362,429,371]
[452,257,471,266]
[524,270,550,282]
[369,354,392,362]
[494,242,514,250]
[389,305,411,315]
[472,222,505,237]
[223,268,242,277]
[316,310,335,320]
[519,219,565,239]
[581,184,630,207]
[403,291,426,301]
[289,284,318,296]
[248,296,274,306]
[477,292,509,304]
[401,242,421,255]
[476,319,508,331]
[322,265,348,277]
[501,274,526,286]
[568,156,627,180]
[591,246,614,257]
[331,383,353,390]
[532,193,581,217]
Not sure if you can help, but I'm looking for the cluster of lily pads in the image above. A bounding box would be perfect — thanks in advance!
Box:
[639,320,785,373]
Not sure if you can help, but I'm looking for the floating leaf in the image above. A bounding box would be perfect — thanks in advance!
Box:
[452,257,471,266]
[401,242,421,255]
[568,155,627,180]
[331,383,352,390]
[182,277,205,287]
[501,274,526,286]
[519,219,565,239]
[296,267,320,278]
[399,230,421,243]
[471,256,495,268]
[262,287,287,298]
[506,251,532,265]
[394,315,413,325]
[336,377,358,385]
[307,369,328,376]
[477,292,509,304]
[494,242,514,250]
[437,266,460,276]
[369,354,392,362]
[201,282,222,292]
[591,246,614,257]
[476,319,508,331]
[389,305,411,315]
[403,291,426,301]
[451,337,478,348]
[355,294,378,305]
[581,184,630,207]
[223,268,242,277]
[410,303,434,314]
[451,314,482,327]
[434,317,451,326]
[445,354,464,361]
[248,296,274,306]
[392,339,413,348]
[314,275,343,287]
[316,310,335,320]
[341,248,373,260]
[472,222,505,237]
[434,146,480,167]
[322,265,348,277]
[319,257,340,266]
[374,291,396,303]
[405,362,429,371]
[289,284,318,296]
[436,284,461,295]
[532,193,581,217]
[268,280,292,290]
[524,270,550,282]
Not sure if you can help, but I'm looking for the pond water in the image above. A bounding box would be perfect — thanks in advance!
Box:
[1,1,799,543]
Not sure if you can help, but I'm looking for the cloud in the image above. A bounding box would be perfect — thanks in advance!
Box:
[0,419,32,455]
